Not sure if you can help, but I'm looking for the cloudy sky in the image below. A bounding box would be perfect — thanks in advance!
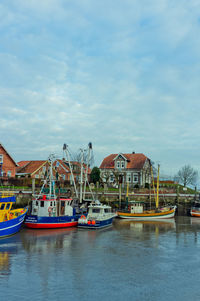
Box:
[1,0,200,177]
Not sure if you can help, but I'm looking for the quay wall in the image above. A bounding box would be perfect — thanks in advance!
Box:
[10,190,196,216]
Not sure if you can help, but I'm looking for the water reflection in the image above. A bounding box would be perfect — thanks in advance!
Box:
[1,218,200,301]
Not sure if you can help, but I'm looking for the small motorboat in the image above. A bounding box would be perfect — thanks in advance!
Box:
[0,196,27,238]
[78,200,116,229]
[190,202,200,217]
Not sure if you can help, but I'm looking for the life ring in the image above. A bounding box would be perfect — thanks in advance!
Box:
[48,207,52,213]
[81,215,86,219]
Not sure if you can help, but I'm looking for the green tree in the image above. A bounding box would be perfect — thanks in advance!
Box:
[90,167,100,184]
[176,165,198,187]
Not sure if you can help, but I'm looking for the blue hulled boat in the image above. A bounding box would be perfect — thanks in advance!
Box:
[78,200,116,229]
[0,196,27,238]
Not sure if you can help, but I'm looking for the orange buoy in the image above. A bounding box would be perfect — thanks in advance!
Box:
[88,220,91,225]
[92,220,96,225]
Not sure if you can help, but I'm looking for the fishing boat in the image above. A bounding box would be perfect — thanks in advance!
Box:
[25,156,80,229]
[117,164,176,220]
[78,200,116,229]
[190,202,200,217]
[0,196,27,238]
[117,201,176,220]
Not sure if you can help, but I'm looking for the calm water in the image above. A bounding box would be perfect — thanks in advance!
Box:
[0,217,200,301]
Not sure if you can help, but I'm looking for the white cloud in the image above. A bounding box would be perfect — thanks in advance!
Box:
[1,0,200,175]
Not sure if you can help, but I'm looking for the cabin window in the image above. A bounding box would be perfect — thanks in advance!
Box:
[54,202,56,206]
[92,208,100,213]
[0,203,5,210]
[40,201,44,207]
[36,201,38,206]
[50,201,53,206]
[104,208,110,213]
[6,203,10,210]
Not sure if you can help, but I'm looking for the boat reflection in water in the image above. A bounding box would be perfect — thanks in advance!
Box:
[113,218,176,232]
[20,227,78,253]
[0,234,20,277]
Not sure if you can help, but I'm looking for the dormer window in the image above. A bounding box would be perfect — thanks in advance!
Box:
[117,161,120,169]
[121,161,125,169]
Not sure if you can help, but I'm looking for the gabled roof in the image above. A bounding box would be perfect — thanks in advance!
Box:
[99,153,149,170]
[0,143,18,167]
[17,160,48,175]
[17,161,31,168]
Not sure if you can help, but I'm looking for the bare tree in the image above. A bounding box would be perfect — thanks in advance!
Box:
[176,165,198,187]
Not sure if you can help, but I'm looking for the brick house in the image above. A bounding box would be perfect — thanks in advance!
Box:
[16,159,91,183]
[99,152,152,188]
[0,143,18,178]
[16,160,51,179]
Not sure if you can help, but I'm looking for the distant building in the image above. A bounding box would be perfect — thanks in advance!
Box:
[16,160,51,179]
[16,159,91,183]
[99,152,152,188]
[0,143,18,178]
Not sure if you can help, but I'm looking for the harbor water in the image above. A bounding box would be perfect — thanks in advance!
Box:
[0,216,200,301]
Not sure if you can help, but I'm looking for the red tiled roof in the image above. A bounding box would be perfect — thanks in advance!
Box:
[17,160,47,174]
[99,153,148,170]
[17,161,31,168]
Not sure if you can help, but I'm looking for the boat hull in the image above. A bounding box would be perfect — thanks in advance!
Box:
[0,210,27,238]
[25,215,79,229]
[117,207,176,220]
[78,217,114,229]
[190,210,200,217]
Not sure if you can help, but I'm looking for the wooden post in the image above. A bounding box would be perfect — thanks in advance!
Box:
[32,178,35,195]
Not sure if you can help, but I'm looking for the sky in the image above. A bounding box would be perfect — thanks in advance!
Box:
[1,0,200,178]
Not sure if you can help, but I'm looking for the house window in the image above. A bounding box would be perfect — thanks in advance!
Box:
[116,161,120,169]
[126,173,131,183]
[110,173,114,182]
[7,171,11,177]
[62,174,65,180]
[0,154,3,163]
[40,201,44,207]
[133,174,138,182]
[121,161,125,169]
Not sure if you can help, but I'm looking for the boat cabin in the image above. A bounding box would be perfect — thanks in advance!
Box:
[0,196,24,222]
[88,202,112,217]
[129,201,144,214]
[30,195,75,217]
[0,196,14,222]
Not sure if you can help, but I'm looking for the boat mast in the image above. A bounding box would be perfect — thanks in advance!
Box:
[126,182,129,209]
[79,149,84,203]
[83,142,92,200]
[156,164,160,209]
[151,165,156,205]
[63,144,78,198]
